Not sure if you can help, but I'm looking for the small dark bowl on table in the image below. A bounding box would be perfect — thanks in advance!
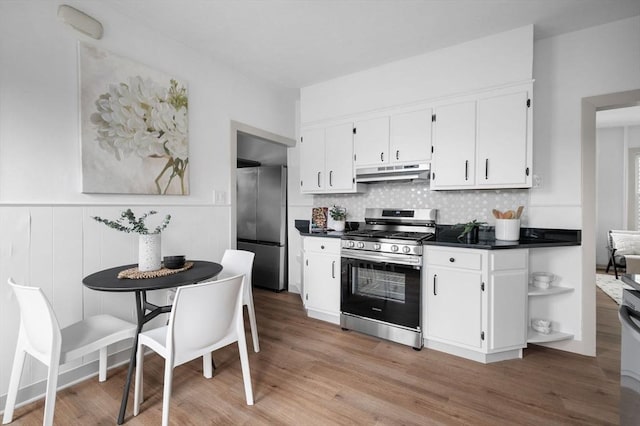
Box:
[163,255,186,269]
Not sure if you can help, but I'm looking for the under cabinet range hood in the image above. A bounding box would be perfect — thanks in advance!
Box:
[355,163,430,183]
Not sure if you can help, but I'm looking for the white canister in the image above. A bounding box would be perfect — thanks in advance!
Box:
[138,233,162,271]
[495,219,521,241]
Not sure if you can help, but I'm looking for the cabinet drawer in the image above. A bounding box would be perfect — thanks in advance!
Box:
[303,237,341,254]
[427,249,482,270]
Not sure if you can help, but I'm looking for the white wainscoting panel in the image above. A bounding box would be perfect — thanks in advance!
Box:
[0,204,229,403]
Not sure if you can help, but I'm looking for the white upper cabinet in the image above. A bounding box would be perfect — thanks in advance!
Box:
[299,127,326,192]
[476,90,529,188]
[390,109,432,165]
[430,101,477,189]
[354,116,390,167]
[300,123,364,194]
[325,123,356,191]
[354,110,432,168]
[430,84,533,190]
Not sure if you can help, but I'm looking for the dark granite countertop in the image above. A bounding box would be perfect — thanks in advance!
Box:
[294,219,359,238]
[426,226,581,249]
[296,220,581,249]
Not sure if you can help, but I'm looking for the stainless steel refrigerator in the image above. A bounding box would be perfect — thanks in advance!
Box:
[237,165,287,291]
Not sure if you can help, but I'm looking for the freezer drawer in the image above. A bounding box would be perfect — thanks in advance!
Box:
[238,241,286,291]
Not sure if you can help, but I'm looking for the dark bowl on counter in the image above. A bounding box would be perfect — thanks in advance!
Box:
[164,255,186,269]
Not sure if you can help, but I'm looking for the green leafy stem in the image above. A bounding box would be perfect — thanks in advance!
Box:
[92,209,171,235]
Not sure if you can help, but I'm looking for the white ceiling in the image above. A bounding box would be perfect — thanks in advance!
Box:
[104,0,640,89]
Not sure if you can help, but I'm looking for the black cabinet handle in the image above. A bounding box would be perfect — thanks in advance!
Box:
[329,170,333,187]
[485,158,489,180]
[332,260,335,279]
[465,160,469,181]
[380,152,384,162]
[396,150,400,160]
[317,171,321,187]
[433,274,437,295]
[449,257,455,263]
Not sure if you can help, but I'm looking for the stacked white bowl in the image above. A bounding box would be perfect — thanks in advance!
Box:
[531,271,554,289]
[531,318,552,334]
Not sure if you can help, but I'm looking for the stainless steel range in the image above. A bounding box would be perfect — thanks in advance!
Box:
[340,208,437,349]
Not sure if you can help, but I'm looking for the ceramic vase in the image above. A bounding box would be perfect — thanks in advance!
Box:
[138,233,161,271]
[329,218,346,232]
[464,227,479,244]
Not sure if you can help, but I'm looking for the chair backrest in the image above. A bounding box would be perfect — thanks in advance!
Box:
[168,275,244,363]
[220,249,255,298]
[8,278,61,364]
[609,230,640,254]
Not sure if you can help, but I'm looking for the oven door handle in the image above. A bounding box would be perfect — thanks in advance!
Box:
[619,305,640,342]
[341,249,422,268]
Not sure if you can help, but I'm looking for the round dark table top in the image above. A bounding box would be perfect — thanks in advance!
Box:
[82,260,223,292]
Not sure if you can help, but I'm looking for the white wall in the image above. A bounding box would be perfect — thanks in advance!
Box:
[300,25,533,124]
[0,0,296,406]
[531,16,640,355]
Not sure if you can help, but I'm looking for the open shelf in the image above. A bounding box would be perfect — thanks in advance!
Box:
[527,328,574,343]
[527,285,574,297]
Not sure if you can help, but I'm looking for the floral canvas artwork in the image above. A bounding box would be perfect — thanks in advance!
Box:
[80,43,189,194]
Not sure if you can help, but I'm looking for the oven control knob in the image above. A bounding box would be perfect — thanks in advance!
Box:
[402,246,411,254]
[373,243,381,250]
[348,241,355,248]
[391,245,399,252]
[357,242,365,248]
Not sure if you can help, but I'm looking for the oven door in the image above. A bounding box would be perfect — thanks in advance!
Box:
[341,252,421,329]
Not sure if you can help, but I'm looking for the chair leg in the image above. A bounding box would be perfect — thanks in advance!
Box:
[614,263,619,279]
[2,348,26,424]
[161,360,174,426]
[202,353,213,379]
[43,354,61,426]
[99,347,107,382]
[134,344,144,416]
[236,327,254,405]
[246,299,260,353]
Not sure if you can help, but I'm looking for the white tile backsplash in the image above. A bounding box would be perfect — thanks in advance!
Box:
[313,181,530,225]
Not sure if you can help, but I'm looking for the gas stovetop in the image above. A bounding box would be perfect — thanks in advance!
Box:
[343,229,435,242]
[341,208,437,255]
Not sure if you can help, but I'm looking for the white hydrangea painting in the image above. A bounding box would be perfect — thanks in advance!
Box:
[80,43,189,195]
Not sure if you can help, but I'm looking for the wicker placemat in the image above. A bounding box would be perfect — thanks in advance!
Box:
[117,261,194,279]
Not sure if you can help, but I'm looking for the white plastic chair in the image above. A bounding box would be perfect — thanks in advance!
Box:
[3,278,137,426]
[218,249,260,352]
[133,275,254,426]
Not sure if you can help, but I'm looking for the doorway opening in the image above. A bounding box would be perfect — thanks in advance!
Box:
[583,89,640,354]
[230,121,295,291]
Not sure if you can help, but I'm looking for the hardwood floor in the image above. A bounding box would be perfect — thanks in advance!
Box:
[7,287,622,425]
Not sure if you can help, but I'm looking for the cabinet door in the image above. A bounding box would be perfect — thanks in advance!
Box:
[325,123,355,191]
[489,270,527,350]
[476,91,529,187]
[300,127,326,192]
[304,253,340,315]
[426,267,482,348]
[390,109,432,164]
[430,101,476,189]
[354,116,390,167]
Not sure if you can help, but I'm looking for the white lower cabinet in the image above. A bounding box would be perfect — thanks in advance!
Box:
[424,246,528,363]
[302,237,341,324]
